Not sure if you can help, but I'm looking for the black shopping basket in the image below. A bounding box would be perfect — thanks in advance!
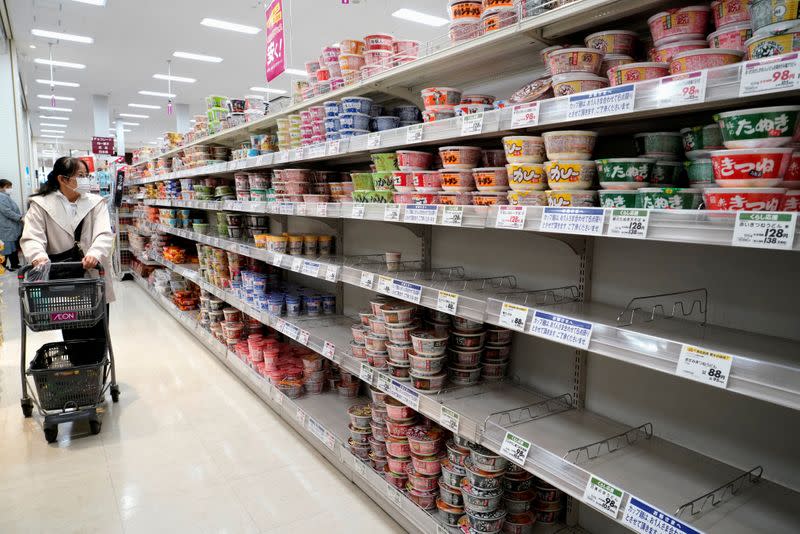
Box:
[28,341,108,411]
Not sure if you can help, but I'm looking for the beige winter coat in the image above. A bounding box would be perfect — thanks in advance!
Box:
[20,192,116,302]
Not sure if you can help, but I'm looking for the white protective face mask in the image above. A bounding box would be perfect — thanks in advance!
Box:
[74,177,92,194]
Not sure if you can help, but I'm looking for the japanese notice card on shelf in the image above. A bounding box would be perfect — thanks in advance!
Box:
[390,379,420,411]
[676,345,733,389]
[540,207,606,235]
[530,310,593,350]
[622,496,703,534]
[567,85,635,120]
[404,204,438,224]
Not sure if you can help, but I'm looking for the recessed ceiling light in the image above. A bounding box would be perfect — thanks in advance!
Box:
[34,58,86,69]
[40,134,64,138]
[36,79,80,87]
[119,121,139,126]
[284,68,308,77]
[31,29,94,44]
[40,122,67,127]
[138,90,176,98]
[153,73,196,83]
[41,129,66,133]
[249,86,287,95]
[72,0,107,5]
[173,51,223,63]
[29,44,36,49]
[119,113,148,118]
[37,94,76,101]
[392,8,449,27]
[200,18,261,34]
[129,103,161,109]
[39,105,73,112]
[39,115,69,120]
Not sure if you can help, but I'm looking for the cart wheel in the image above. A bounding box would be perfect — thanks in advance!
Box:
[89,420,102,435]
[21,399,33,418]
[44,426,58,443]
[110,385,120,403]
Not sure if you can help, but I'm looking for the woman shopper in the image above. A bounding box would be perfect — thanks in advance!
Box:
[0,178,23,271]
[20,156,115,365]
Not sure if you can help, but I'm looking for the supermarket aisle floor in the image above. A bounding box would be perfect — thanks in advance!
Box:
[0,274,404,534]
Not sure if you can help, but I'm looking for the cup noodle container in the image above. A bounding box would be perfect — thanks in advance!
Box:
[745,22,800,59]
[339,54,366,72]
[707,22,753,51]
[322,46,341,66]
[648,6,712,44]
[585,30,638,55]
[450,22,482,43]
[551,73,609,96]
[711,0,751,27]
[340,39,366,55]
[669,48,743,74]
[547,47,604,75]
[393,40,420,58]
[749,0,800,33]
[484,0,516,9]
[652,39,709,63]
[608,62,669,85]
[364,34,394,51]
[365,49,394,67]
[481,7,518,33]
[710,147,793,187]
[449,0,483,22]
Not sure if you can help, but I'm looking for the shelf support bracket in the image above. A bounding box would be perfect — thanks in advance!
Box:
[675,466,763,518]
[563,422,653,464]
[616,288,708,327]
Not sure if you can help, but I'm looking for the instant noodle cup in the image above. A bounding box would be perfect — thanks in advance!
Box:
[340,39,365,55]
[608,62,669,85]
[596,158,654,189]
[393,40,420,57]
[449,0,483,22]
[669,48,743,74]
[502,136,545,164]
[711,0,752,27]
[601,54,635,75]
[397,150,433,171]
[339,53,366,72]
[551,73,609,96]
[783,189,800,210]
[545,160,597,190]
[707,22,752,51]
[506,163,547,191]
[507,190,547,205]
[750,0,800,32]
[546,190,598,207]
[472,167,510,192]
[422,106,456,123]
[709,147,793,186]
[422,87,463,107]
[546,47,604,75]
[543,131,598,160]
[704,187,786,210]
[392,171,416,192]
[638,187,703,209]
[440,169,476,192]
[584,30,638,55]
[440,146,482,169]
[745,24,800,59]
[364,33,394,51]
[599,189,641,207]
[648,6,711,44]
[481,7,518,33]
[412,170,443,192]
[714,106,800,148]
[784,151,800,188]
[652,40,709,63]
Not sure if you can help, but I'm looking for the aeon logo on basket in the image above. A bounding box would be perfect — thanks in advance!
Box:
[51,311,77,322]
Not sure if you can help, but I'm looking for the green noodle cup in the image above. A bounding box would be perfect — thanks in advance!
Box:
[372,171,395,191]
[365,190,394,203]
[634,132,684,159]
[352,190,372,203]
[599,189,641,208]
[714,106,800,149]
[371,152,399,171]
[351,172,375,191]
[638,187,702,209]
[685,159,714,184]
[596,158,654,190]
[650,160,685,186]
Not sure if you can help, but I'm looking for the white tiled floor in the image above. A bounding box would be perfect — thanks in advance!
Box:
[0,273,404,534]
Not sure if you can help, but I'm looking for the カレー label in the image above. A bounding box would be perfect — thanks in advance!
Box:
[500,431,531,466]
[584,475,625,518]
[607,209,650,239]
[567,84,636,120]
[496,205,526,230]
[461,112,484,135]
[499,302,529,331]
[732,212,796,250]
[530,310,593,350]
[739,53,800,96]
[541,207,606,235]
[384,204,401,222]
[440,406,460,433]
[437,291,459,315]
[622,497,703,534]
[441,205,464,226]
[510,102,540,128]
[360,272,375,290]
[404,204,438,224]
[406,123,424,143]
[676,345,733,389]
[658,71,707,107]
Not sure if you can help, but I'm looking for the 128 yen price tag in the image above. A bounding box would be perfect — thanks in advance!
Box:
[496,205,526,230]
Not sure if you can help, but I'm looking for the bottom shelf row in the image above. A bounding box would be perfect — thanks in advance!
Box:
[130,273,582,534]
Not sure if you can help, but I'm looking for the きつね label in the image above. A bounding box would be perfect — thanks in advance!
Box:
[530,310,593,350]
[732,212,796,250]
[676,345,733,389]
[500,431,531,466]
[584,475,625,519]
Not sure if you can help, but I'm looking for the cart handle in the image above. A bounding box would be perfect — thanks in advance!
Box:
[18,261,105,280]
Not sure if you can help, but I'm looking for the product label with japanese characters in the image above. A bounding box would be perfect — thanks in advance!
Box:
[584,475,625,518]
[377,275,393,294]
[301,260,321,277]
[496,205,527,230]
[510,102,540,128]
[498,302,530,331]
[461,112,484,135]
[359,363,375,383]
[384,204,401,222]
[406,123,424,143]
[404,204,439,224]
[325,265,339,283]
[351,204,366,219]
[390,379,420,411]
[441,205,464,226]
[500,431,531,466]
[732,212,796,250]
[437,291,459,315]
[530,310,593,350]
[360,272,375,290]
[540,207,606,235]
[658,71,707,107]
[440,406,460,433]
[607,209,650,239]
[390,279,423,304]
[622,496,703,534]
[676,345,733,389]
[739,53,800,96]
[367,132,381,149]
[567,84,636,120]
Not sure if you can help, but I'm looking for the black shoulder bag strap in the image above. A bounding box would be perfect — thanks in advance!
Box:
[48,216,87,263]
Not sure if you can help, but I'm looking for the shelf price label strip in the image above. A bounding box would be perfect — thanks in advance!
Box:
[583,475,625,519]
[622,496,704,534]
[676,345,733,389]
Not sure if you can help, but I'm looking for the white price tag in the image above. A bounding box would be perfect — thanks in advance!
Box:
[739,53,800,96]
[403,204,438,224]
[584,475,625,519]
[496,205,526,230]
[353,457,368,477]
[461,112,484,136]
[384,204,401,222]
[500,431,531,466]
[498,302,529,332]
[607,209,650,239]
[308,144,325,158]
[386,486,403,508]
[283,322,300,341]
[327,140,341,155]
[530,310,593,350]
[301,260,321,277]
[273,387,283,405]
[359,363,375,383]
[622,497,702,534]
[377,275,393,294]
[658,71,707,107]
[291,257,303,272]
[436,291,458,315]
[391,279,423,304]
[256,154,270,166]
[275,151,289,164]
[293,147,305,160]
[351,204,366,219]
[441,205,464,227]
[325,265,340,283]
[377,373,392,393]
[298,330,310,346]
[732,212,796,250]
[390,379,420,411]
[322,429,336,450]
[322,341,336,360]
[360,272,375,290]
[316,203,328,217]
[567,84,636,120]
[296,203,308,216]
[296,408,306,426]
[676,345,733,389]
[367,132,381,149]
[406,123,424,143]
[510,102,540,128]
[279,203,294,215]
[271,253,284,267]
[439,405,460,433]
[540,207,606,235]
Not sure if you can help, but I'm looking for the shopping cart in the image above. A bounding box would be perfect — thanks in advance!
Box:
[18,261,119,443]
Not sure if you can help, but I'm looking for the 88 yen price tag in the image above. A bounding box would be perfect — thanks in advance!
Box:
[499,302,529,331]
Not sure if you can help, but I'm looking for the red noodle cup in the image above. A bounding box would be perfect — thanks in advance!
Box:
[709,147,793,187]
[449,21,481,43]
[784,152,800,189]
[339,53,366,71]
[364,49,393,67]
[411,453,444,476]
[547,47,604,75]
[393,40,420,57]
[387,454,411,474]
[322,46,340,65]
[707,22,752,51]
[364,33,394,51]
[781,190,800,211]
[440,146,482,170]
[422,106,456,123]
[473,167,510,192]
[392,171,415,192]
[406,463,440,492]
[449,0,483,22]
[652,39,708,63]
[648,6,711,44]
[386,416,417,438]
[384,465,408,489]
[669,48,743,74]
[711,0,751,27]
[412,170,443,192]
[340,39,365,55]
[551,72,609,96]
[585,30,638,55]
[481,7,518,33]
[440,169,476,192]
[422,87,463,107]
[397,150,433,171]
[385,396,416,419]
[385,434,411,457]
[609,62,669,85]
[315,68,330,81]
[704,187,786,210]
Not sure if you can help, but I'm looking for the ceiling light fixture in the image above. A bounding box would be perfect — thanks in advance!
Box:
[173,51,223,63]
[38,105,72,112]
[40,122,67,127]
[34,58,86,69]
[153,73,196,83]
[200,18,261,34]
[40,134,64,138]
[36,79,80,87]
[391,8,449,27]
[31,29,94,44]
[284,68,308,76]
[249,86,287,94]
[29,44,36,49]
[39,115,69,120]
[36,94,76,101]
[138,90,176,98]
[110,128,132,133]
[119,113,148,118]
[72,0,107,5]
[41,129,66,133]
[119,122,140,126]
[129,103,161,109]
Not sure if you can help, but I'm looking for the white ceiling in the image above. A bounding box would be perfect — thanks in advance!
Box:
[7,0,449,152]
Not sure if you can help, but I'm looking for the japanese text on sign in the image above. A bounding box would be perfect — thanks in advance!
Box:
[327,140,341,155]
[390,279,423,304]
[440,405,460,433]
[360,272,375,290]
[567,84,636,120]
[390,379,420,411]
[295,202,308,216]
[325,265,340,283]
[301,260,321,277]
[322,341,336,360]
[272,253,284,267]
[676,345,734,389]
[441,205,464,227]
[316,203,328,217]
[496,205,527,230]
[732,212,796,250]
[377,275,393,294]
[404,204,439,224]
[351,204,366,219]
[367,132,381,149]
[530,310,593,350]
[658,71,707,107]
[622,496,704,534]
[406,123,424,143]
[384,204,401,222]
[461,112,484,135]
[359,363,375,383]
[298,330,310,346]
[584,475,625,519]
[291,257,303,272]
[607,209,650,239]
[377,373,392,393]
[500,431,531,466]
[499,302,529,331]
[510,102,540,128]
[540,207,606,235]
[739,53,800,96]
[437,291,459,315]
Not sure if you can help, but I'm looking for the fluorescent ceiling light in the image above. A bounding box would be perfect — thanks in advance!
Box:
[119,113,148,118]
[110,128,132,133]
[36,79,80,87]
[147,141,158,145]
[39,115,69,120]
[249,86,287,94]
[41,129,66,133]
[41,134,64,138]
[31,29,94,44]
[29,45,36,49]
[153,73,196,83]
[200,18,261,34]
[392,8,449,27]
[138,90,176,98]
[39,106,73,112]
[129,103,161,109]
[119,122,140,126]
[284,68,308,76]
[173,51,223,63]
[37,94,76,101]
[35,58,86,69]
[72,0,107,5]
[156,137,164,140]
[40,122,67,127]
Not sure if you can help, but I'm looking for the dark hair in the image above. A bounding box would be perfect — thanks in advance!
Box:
[32,156,83,196]
[0,179,11,188]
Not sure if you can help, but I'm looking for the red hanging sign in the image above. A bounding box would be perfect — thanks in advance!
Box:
[91,136,115,156]
[265,0,285,82]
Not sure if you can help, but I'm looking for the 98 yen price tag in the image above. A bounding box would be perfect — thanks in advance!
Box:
[510,102,540,128]
[584,475,625,519]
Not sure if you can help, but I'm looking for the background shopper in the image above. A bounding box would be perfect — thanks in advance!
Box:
[0,178,22,271]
